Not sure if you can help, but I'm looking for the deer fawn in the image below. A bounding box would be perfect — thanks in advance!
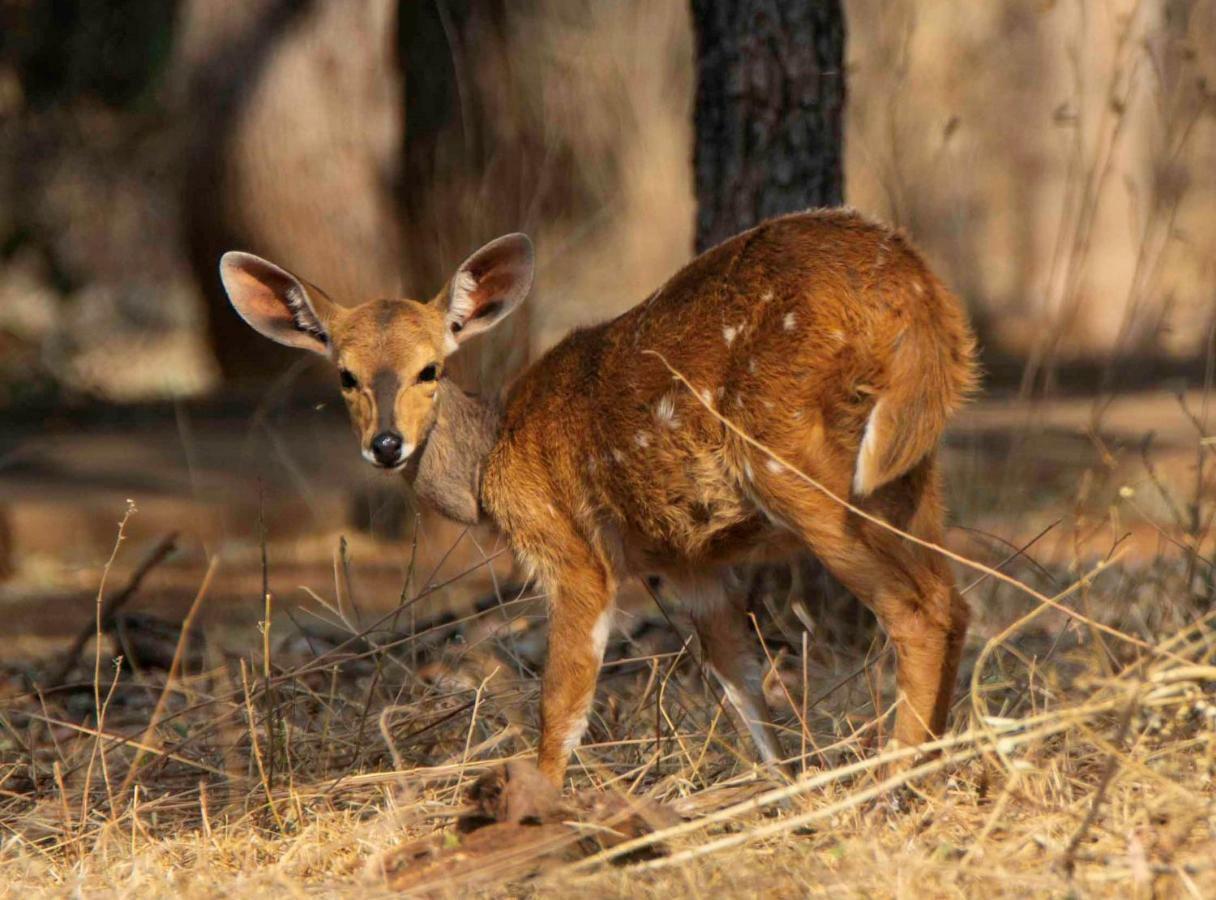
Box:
[221,209,978,785]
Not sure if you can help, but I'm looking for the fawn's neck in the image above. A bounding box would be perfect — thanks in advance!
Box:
[405,380,502,526]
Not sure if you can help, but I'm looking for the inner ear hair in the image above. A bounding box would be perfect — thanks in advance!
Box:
[444,233,534,335]
[220,251,338,354]
[285,283,328,344]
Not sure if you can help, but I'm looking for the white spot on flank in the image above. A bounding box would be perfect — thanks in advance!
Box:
[761,290,774,302]
[748,359,758,375]
[783,312,797,331]
[612,448,625,463]
[766,459,785,474]
[912,279,925,296]
[699,388,713,407]
[853,398,883,496]
[655,393,680,428]
[635,431,650,448]
[723,325,739,346]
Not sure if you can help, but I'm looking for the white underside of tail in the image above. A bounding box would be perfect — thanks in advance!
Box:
[852,398,883,496]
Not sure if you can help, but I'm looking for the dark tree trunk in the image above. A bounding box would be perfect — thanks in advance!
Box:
[691,0,865,642]
[691,0,845,253]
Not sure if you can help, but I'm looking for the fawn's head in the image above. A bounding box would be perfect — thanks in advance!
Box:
[219,234,533,470]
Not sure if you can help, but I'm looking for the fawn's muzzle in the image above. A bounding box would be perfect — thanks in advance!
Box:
[370,431,404,467]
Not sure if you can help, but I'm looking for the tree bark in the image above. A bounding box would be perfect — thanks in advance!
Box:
[691,0,845,253]
[692,0,862,640]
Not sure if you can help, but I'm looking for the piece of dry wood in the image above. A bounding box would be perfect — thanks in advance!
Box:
[373,759,681,893]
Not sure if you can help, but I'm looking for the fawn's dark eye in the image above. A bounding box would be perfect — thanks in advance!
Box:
[417,364,438,383]
[339,369,358,390]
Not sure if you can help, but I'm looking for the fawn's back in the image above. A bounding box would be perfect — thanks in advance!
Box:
[483,209,976,580]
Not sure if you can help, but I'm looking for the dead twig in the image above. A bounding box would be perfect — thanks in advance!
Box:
[46,532,179,688]
[1060,688,1141,877]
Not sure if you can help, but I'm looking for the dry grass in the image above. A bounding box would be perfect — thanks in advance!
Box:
[2,397,1215,898]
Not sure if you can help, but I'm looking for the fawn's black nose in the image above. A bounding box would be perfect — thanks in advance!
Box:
[371,431,404,466]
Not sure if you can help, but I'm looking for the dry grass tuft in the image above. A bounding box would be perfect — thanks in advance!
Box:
[2,406,1215,897]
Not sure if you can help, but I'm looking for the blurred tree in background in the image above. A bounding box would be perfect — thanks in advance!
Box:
[691,0,845,252]
[0,0,195,404]
[397,0,691,389]
[178,0,403,382]
[2,0,178,109]
[399,0,538,388]
[3,1,1214,405]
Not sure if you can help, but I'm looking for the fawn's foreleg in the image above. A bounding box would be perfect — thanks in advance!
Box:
[536,559,615,785]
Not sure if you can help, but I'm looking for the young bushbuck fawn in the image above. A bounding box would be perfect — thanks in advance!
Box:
[220,209,978,785]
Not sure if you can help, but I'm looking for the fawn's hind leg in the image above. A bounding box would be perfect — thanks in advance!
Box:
[670,575,785,767]
[748,457,969,750]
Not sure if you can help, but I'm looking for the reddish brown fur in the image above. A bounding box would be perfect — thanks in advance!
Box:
[221,209,979,786]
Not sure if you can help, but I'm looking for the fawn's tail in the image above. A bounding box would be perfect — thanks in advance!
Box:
[852,287,978,496]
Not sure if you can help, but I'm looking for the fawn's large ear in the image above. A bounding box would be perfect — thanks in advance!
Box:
[438,233,534,353]
[219,252,339,355]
